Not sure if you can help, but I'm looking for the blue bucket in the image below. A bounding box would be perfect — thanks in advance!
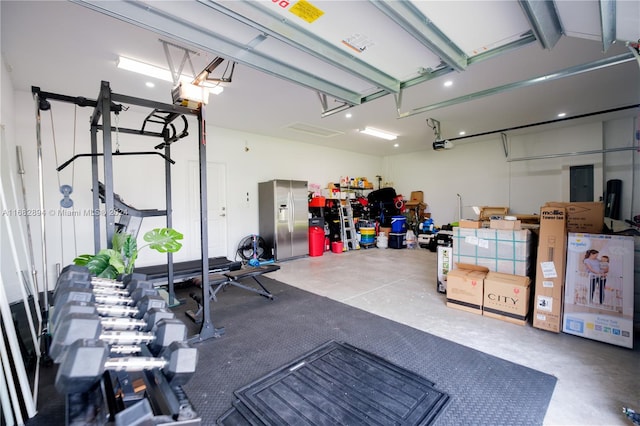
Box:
[391,216,407,233]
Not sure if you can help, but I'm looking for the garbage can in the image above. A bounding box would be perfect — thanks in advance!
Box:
[309,226,325,257]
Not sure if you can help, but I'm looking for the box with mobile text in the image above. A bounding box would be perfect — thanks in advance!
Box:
[533,206,567,333]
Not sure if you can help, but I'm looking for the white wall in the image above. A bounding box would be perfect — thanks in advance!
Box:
[5,85,383,302]
[383,120,638,226]
[1,52,35,303]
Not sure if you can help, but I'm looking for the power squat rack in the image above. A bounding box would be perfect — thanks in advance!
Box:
[32,81,229,424]
[33,81,224,343]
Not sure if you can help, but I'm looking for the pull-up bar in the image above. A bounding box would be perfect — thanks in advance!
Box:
[57,151,175,172]
[33,81,222,343]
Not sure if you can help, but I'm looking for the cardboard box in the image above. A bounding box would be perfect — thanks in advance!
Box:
[378,227,391,237]
[562,233,635,348]
[545,202,604,234]
[446,264,488,315]
[404,191,424,206]
[533,206,567,333]
[459,219,482,229]
[479,206,509,221]
[483,272,531,325]
[452,227,532,276]
[490,219,522,230]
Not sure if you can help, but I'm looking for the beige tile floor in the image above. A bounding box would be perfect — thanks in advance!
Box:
[269,247,639,426]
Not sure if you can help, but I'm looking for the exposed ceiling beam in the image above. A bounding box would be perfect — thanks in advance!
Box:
[197,0,401,94]
[518,0,563,50]
[398,52,635,119]
[71,0,364,105]
[599,0,616,52]
[371,0,468,72]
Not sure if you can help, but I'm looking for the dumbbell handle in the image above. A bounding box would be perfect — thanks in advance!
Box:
[99,331,155,346]
[91,277,125,289]
[95,294,136,306]
[110,345,142,355]
[100,317,148,331]
[104,356,167,371]
[92,286,130,297]
[96,304,139,317]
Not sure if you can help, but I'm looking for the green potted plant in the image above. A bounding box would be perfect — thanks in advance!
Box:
[74,227,183,278]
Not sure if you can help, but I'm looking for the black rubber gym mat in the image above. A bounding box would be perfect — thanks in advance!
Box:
[219,340,449,425]
[179,278,557,426]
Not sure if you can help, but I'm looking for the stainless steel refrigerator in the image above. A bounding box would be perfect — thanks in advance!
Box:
[258,180,309,261]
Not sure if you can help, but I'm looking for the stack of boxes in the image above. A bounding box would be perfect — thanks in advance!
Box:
[444,200,635,348]
[447,219,533,325]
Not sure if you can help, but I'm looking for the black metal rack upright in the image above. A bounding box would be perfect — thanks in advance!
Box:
[32,81,222,342]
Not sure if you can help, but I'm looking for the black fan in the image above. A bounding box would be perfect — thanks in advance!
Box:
[237,235,267,265]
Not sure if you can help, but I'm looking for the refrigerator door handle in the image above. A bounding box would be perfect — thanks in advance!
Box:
[288,191,294,233]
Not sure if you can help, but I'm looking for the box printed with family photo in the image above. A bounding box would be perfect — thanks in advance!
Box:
[562,233,635,348]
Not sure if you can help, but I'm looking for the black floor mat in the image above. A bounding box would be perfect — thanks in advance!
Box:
[218,341,449,425]
[26,278,557,426]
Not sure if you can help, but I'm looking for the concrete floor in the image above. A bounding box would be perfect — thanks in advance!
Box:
[269,247,639,426]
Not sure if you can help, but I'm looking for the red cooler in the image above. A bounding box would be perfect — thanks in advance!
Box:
[308,226,325,257]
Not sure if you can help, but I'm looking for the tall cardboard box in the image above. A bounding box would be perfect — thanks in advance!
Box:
[563,233,635,348]
[483,272,531,325]
[545,202,604,234]
[446,264,488,315]
[533,206,567,332]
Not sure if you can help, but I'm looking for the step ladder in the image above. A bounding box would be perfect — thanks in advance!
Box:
[339,201,360,251]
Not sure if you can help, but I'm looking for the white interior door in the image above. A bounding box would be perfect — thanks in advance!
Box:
[188,161,227,259]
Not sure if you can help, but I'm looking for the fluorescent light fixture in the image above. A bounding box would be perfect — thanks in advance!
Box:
[359,127,397,140]
[117,56,223,94]
[117,56,173,81]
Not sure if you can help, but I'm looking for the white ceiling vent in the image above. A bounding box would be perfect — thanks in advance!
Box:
[285,122,344,138]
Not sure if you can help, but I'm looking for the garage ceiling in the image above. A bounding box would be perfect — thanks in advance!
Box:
[2,1,639,156]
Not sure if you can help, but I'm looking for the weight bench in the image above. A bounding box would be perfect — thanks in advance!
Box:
[186,264,280,324]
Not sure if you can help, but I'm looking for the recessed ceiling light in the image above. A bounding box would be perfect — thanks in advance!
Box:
[393,143,399,148]
[444,80,453,87]
[459,131,466,136]
[345,113,352,118]
[359,127,398,140]
[145,82,155,88]
[557,112,566,117]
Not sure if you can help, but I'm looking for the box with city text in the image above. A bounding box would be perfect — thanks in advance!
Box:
[562,233,635,348]
[483,271,531,325]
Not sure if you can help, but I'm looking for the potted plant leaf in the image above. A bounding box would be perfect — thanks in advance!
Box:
[74,227,183,279]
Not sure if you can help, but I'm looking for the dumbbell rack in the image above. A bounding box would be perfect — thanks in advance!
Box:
[51,265,201,425]
[68,345,199,426]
